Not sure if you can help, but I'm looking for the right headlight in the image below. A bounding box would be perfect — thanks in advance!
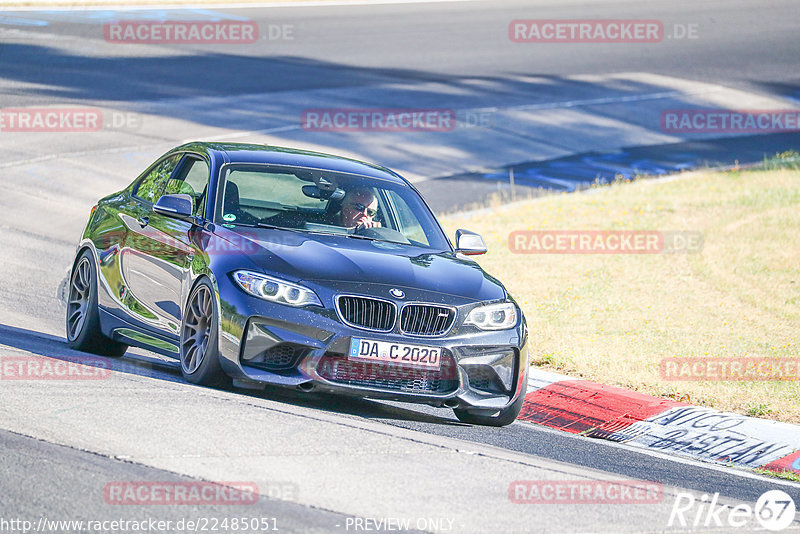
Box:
[464,302,518,330]
[233,271,322,307]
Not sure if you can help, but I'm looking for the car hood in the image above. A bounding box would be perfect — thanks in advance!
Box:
[213,228,506,302]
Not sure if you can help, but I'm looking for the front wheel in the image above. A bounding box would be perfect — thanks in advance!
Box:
[453,378,527,427]
[180,279,229,387]
[66,250,128,357]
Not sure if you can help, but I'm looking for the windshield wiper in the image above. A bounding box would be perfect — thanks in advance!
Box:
[256,222,350,238]
[255,223,309,234]
[237,222,382,241]
[344,232,379,241]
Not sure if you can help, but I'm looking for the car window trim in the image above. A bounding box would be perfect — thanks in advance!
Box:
[215,162,421,220]
[377,188,401,232]
[213,162,454,252]
[131,152,186,206]
[172,153,212,219]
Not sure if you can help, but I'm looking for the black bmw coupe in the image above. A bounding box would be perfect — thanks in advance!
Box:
[66,142,528,426]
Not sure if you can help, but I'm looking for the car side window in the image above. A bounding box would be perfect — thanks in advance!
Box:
[385,190,430,246]
[133,155,182,205]
[163,156,210,218]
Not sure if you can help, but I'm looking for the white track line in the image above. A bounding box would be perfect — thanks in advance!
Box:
[0,0,480,12]
[513,419,800,492]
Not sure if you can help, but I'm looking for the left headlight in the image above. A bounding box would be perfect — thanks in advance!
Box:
[233,271,322,307]
[464,302,518,330]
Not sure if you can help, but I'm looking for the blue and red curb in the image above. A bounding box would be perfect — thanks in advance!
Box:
[520,368,800,476]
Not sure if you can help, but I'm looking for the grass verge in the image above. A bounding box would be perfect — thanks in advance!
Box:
[754,468,800,483]
[440,153,800,423]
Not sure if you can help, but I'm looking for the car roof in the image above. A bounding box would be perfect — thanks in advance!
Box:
[173,142,408,185]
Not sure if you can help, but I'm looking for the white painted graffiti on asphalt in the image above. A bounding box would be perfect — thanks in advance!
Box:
[611,406,800,468]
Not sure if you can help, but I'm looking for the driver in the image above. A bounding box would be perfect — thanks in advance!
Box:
[337,188,381,229]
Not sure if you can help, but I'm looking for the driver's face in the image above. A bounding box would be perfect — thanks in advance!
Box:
[341,191,378,227]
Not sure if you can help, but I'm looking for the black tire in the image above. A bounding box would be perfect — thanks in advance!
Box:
[179,279,229,387]
[453,377,528,427]
[66,250,128,357]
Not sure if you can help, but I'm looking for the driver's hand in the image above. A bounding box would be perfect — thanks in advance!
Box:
[356,220,382,230]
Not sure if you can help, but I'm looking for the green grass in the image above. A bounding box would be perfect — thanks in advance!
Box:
[440,154,800,423]
[754,468,800,483]
[746,403,774,418]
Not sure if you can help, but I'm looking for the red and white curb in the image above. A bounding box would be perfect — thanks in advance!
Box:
[520,368,800,476]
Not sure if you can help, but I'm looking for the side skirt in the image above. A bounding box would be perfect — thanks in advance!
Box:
[98,308,179,359]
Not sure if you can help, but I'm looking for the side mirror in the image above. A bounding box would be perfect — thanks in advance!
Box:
[455,229,487,255]
[153,194,194,221]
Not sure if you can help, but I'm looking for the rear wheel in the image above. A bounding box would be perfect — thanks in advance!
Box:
[180,279,228,387]
[66,250,128,357]
[453,378,527,427]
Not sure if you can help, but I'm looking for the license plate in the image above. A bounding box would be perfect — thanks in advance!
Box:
[348,338,441,370]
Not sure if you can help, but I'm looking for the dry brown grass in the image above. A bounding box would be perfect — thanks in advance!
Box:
[441,160,800,423]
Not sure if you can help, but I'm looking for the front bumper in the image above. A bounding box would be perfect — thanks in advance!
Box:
[215,277,528,413]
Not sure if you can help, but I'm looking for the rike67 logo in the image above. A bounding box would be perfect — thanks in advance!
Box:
[669,490,796,531]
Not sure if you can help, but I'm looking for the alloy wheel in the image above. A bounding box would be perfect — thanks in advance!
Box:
[66,257,91,341]
[181,285,213,374]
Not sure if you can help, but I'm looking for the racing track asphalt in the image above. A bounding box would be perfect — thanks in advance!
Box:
[1,1,799,532]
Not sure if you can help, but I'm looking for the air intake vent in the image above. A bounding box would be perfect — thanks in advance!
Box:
[336,296,396,332]
[317,352,458,394]
[400,304,456,336]
[243,343,306,371]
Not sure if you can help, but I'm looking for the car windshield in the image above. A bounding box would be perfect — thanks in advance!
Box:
[215,164,452,251]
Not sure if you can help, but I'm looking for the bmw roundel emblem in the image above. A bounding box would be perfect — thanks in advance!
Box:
[390,288,405,299]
